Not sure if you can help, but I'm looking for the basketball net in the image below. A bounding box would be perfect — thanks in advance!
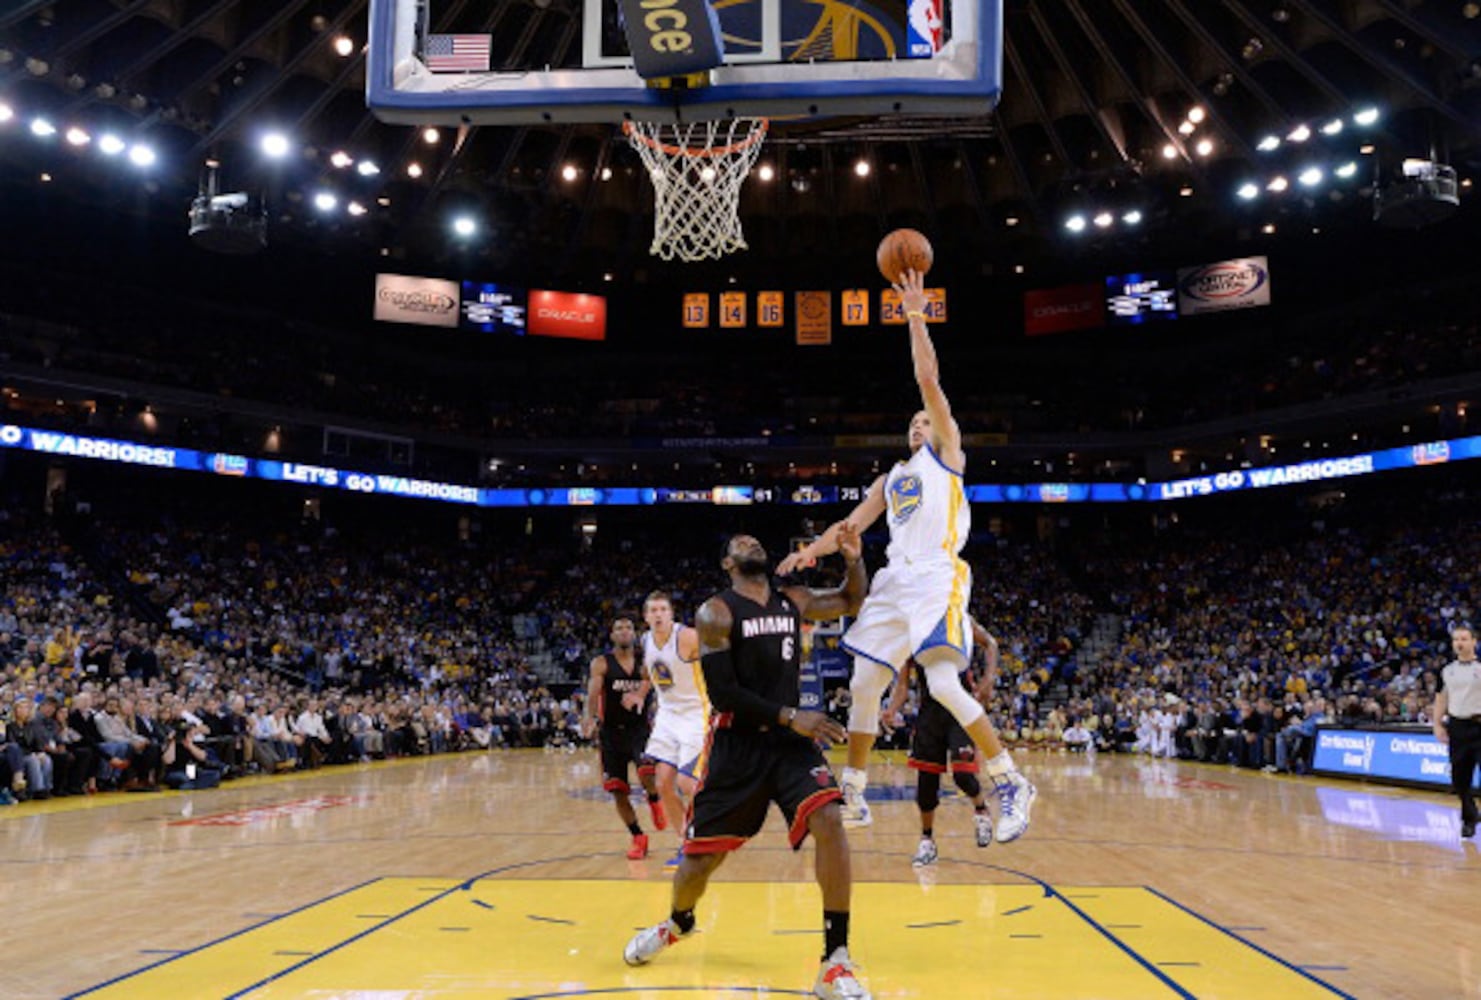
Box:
[623,118,768,262]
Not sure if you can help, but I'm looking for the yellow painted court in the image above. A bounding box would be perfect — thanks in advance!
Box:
[75,879,1345,999]
[4,752,1473,998]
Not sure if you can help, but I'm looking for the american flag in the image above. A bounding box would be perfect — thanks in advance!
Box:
[425,34,491,72]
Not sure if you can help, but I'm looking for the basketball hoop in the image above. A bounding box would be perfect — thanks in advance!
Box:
[623,118,768,262]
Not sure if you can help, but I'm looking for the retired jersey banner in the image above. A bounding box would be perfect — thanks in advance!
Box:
[757,291,784,327]
[795,291,832,345]
[841,289,870,327]
[1177,256,1272,316]
[881,288,947,325]
[719,291,747,328]
[682,293,710,328]
[1024,283,1104,335]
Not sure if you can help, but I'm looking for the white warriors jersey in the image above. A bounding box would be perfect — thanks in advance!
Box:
[642,626,707,717]
[884,444,969,566]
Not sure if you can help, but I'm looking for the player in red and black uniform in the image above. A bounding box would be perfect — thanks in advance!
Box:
[625,527,874,1000]
[883,618,998,868]
[581,617,665,860]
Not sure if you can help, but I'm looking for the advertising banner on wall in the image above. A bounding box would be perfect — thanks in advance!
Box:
[373,274,459,328]
[1177,256,1272,315]
[529,290,607,340]
[1024,283,1104,335]
[795,291,832,345]
[683,292,710,328]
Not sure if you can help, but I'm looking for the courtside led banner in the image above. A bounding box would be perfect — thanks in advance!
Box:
[7,424,1481,511]
[1311,726,1479,790]
[529,289,607,340]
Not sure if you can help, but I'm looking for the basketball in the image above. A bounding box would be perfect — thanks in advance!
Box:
[876,228,934,285]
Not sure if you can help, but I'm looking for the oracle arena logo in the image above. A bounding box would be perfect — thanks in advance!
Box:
[1179,259,1269,303]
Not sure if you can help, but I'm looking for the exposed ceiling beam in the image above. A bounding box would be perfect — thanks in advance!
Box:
[1027,3,1128,163]
[1003,33,1073,166]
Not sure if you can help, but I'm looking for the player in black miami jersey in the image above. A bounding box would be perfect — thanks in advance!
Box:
[581,617,665,860]
[624,526,874,1000]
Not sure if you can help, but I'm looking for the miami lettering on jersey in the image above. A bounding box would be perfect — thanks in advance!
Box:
[740,614,797,639]
[889,472,923,524]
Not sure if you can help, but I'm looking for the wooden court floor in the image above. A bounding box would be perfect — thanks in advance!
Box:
[2,748,1477,999]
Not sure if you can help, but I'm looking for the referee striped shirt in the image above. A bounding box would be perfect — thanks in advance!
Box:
[1441,659,1481,720]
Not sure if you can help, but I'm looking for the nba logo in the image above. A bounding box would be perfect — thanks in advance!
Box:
[906,0,943,58]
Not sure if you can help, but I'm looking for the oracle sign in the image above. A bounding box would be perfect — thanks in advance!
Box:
[528,289,608,340]
[1024,283,1104,335]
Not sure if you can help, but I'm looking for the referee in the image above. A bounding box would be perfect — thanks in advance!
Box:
[1434,625,1481,839]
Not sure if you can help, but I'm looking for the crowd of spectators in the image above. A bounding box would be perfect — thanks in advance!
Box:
[3,476,1476,807]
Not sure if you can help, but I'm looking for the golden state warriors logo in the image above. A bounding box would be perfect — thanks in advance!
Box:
[889,473,923,524]
[712,0,900,62]
[650,658,675,688]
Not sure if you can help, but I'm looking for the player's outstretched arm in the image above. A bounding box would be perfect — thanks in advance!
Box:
[784,522,868,622]
[899,268,964,472]
[777,477,886,574]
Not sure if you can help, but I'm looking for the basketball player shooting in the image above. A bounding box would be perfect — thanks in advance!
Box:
[777,266,1036,841]
[625,526,872,1000]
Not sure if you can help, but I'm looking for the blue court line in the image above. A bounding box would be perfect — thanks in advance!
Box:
[222,852,616,999]
[439,927,471,932]
[1143,886,1358,999]
[1001,905,1032,916]
[64,875,386,999]
[136,950,185,956]
[1008,934,1043,939]
[1301,966,1351,972]
[509,990,815,999]
[906,920,962,929]
[471,899,496,910]
[1227,925,1267,931]
[528,915,576,925]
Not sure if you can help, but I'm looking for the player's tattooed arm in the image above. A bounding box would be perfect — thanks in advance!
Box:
[785,522,867,621]
[581,655,606,738]
[697,596,785,729]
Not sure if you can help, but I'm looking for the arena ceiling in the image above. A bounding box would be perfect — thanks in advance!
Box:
[2,0,1480,283]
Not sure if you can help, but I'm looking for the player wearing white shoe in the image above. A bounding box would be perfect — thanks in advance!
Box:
[778,268,1035,843]
[883,620,998,867]
[640,591,707,866]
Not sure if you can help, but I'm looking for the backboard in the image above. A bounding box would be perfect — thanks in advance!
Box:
[367,0,1002,125]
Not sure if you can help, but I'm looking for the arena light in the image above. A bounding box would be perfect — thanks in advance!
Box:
[1161,143,1178,160]
[1064,214,1087,233]
[1195,138,1214,157]
[1093,210,1114,228]
[1298,165,1324,187]
[333,35,355,57]
[329,150,354,168]
[1257,135,1281,152]
[452,215,476,236]
[260,132,291,159]
[406,161,423,178]
[1267,175,1289,193]
[1262,223,1277,234]
[127,143,156,167]
[313,191,338,212]
[347,201,367,216]
[1187,105,1206,124]
[0,103,13,123]
[1121,209,1143,225]
[1353,107,1380,127]
[853,159,871,177]
[356,160,380,177]
[756,163,774,181]
[600,166,613,181]
[1335,161,1359,179]
[422,127,440,145]
[1320,118,1344,136]
[1237,182,1260,200]
[1177,120,1195,136]
[561,163,578,181]
[1287,124,1311,143]
[64,126,90,146]
[98,133,125,156]
[29,117,55,137]
[699,165,716,182]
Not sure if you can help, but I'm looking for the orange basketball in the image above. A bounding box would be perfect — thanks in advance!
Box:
[876,228,934,285]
